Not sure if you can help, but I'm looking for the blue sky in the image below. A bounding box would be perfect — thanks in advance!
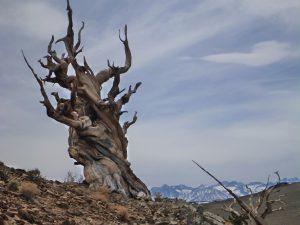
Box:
[0,0,299,187]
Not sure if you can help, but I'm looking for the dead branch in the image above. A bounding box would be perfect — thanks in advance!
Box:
[75,21,85,51]
[22,50,80,129]
[118,25,131,74]
[123,111,138,134]
[196,164,286,225]
[192,161,269,225]
[223,199,248,225]
[83,56,94,76]
[39,35,75,90]
[119,110,128,116]
[274,171,281,183]
[95,25,132,85]
[115,82,141,111]
[261,187,285,219]
[56,0,75,58]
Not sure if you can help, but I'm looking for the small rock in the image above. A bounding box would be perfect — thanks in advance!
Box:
[67,208,83,216]
[61,219,76,225]
[18,209,35,224]
[56,201,69,209]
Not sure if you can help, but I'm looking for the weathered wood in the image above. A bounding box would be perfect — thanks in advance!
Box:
[23,0,149,198]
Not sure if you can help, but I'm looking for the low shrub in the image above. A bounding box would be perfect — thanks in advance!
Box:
[90,186,110,202]
[0,167,10,182]
[20,181,40,201]
[64,171,76,183]
[27,168,41,181]
[154,192,163,202]
[111,204,129,222]
[7,179,20,191]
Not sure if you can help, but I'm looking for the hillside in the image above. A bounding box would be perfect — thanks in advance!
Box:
[0,162,225,225]
[202,182,300,225]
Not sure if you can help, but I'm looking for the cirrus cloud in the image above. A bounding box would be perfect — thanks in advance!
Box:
[0,0,66,40]
[202,41,300,66]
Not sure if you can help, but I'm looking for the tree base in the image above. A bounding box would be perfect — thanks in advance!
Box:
[68,127,150,198]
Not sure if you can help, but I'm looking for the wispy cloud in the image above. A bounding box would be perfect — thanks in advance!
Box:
[201,41,300,66]
[85,0,240,71]
[239,0,300,28]
[84,0,300,70]
[130,95,300,186]
[0,0,66,40]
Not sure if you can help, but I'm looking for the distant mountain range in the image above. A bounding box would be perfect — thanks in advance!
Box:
[151,177,300,203]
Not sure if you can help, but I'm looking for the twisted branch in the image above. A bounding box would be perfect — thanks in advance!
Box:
[22,50,80,129]
[123,111,138,134]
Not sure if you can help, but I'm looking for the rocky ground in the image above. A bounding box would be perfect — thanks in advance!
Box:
[0,162,226,225]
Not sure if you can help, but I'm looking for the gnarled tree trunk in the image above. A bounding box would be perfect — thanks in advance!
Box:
[22,0,150,197]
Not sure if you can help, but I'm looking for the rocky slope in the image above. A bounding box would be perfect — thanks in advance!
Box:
[0,162,226,225]
[151,178,300,203]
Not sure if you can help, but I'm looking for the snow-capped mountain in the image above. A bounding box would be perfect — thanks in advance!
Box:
[151,177,300,203]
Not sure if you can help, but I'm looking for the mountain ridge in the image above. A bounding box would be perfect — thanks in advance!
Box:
[151,177,300,203]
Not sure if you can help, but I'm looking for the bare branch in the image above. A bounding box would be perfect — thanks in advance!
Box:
[119,110,128,116]
[223,199,249,225]
[95,25,132,85]
[48,35,55,55]
[83,56,94,76]
[223,201,242,217]
[38,58,49,69]
[246,185,255,211]
[107,74,126,101]
[123,111,138,134]
[120,82,141,104]
[56,0,75,57]
[261,193,286,219]
[113,82,141,113]
[22,50,80,129]
[75,21,85,51]
[118,25,131,74]
[256,175,271,211]
[274,171,281,183]
[51,92,61,102]
[118,24,128,43]
[75,46,84,57]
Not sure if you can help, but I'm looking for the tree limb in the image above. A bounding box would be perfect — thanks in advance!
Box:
[22,50,80,129]
[75,21,85,51]
[123,111,137,134]
[56,0,75,58]
[95,25,132,85]
[115,82,141,112]
[83,56,94,76]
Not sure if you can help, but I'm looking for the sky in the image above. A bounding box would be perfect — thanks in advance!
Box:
[0,0,299,187]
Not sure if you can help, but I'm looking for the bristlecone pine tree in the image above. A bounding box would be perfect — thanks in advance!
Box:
[22,0,150,197]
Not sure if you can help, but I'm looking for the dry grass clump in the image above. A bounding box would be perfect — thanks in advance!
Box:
[90,192,109,202]
[64,171,76,183]
[27,168,41,181]
[90,186,110,202]
[0,166,10,182]
[111,204,129,222]
[154,192,163,202]
[7,179,20,191]
[19,181,40,201]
